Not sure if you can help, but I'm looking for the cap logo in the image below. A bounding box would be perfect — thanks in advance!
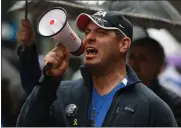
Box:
[119,24,124,28]
[92,15,108,26]
[94,11,107,17]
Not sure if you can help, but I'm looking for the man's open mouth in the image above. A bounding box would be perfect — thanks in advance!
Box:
[86,47,98,55]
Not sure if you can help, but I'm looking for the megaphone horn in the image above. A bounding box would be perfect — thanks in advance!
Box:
[37,7,85,56]
[38,7,85,75]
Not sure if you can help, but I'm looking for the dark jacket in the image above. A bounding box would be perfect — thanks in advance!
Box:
[149,79,181,126]
[17,45,177,127]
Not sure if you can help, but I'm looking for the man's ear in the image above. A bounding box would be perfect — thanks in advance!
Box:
[119,37,131,53]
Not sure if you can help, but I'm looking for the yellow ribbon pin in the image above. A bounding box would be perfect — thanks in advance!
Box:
[73,118,78,126]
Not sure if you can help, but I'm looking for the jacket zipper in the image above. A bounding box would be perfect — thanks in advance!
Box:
[85,85,93,126]
[102,90,120,127]
[102,85,134,126]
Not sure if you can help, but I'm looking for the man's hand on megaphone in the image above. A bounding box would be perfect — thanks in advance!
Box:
[17,19,34,46]
[44,44,69,77]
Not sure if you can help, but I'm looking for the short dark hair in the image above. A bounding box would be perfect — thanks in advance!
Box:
[114,30,125,39]
[131,37,166,65]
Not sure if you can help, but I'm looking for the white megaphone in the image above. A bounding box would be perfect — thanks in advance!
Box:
[37,7,84,56]
[37,7,85,75]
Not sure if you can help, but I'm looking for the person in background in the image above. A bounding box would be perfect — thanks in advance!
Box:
[1,78,14,127]
[16,19,42,94]
[16,10,177,127]
[159,55,181,97]
[127,37,181,126]
[1,21,26,127]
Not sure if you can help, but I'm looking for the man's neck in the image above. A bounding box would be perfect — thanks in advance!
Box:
[92,62,127,96]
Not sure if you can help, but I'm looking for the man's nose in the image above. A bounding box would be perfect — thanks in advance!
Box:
[84,32,96,44]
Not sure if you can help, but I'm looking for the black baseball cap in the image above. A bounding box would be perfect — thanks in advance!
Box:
[76,10,133,40]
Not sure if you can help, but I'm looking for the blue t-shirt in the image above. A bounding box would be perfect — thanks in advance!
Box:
[88,77,128,127]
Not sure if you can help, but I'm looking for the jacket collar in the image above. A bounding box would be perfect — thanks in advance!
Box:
[126,64,141,86]
[79,64,141,87]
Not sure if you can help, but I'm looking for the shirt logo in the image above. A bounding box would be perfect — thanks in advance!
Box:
[124,106,135,113]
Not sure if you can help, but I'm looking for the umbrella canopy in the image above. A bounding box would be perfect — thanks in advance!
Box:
[8,0,181,29]
[101,1,181,29]
[8,0,99,20]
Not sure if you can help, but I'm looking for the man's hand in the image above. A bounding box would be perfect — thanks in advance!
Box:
[44,44,69,77]
[17,19,34,46]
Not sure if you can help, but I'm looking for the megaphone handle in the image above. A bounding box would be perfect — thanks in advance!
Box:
[43,63,53,75]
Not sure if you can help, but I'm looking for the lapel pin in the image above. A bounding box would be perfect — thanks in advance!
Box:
[65,104,78,117]
[73,118,78,126]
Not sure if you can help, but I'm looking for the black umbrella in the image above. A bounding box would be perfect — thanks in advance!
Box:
[8,0,181,29]
[8,0,99,19]
[101,1,181,29]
